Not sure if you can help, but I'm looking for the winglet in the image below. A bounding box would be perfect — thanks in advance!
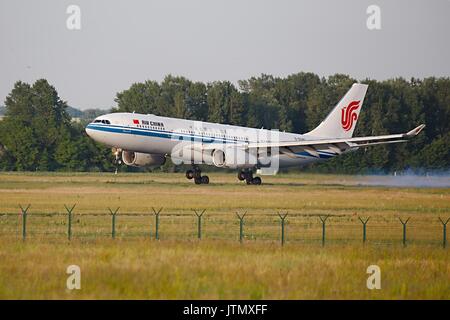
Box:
[405,124,425,138]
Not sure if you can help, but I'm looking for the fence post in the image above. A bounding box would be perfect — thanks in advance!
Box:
[109,207,119,239]
[319,215,329,247]
[278,212,288,246]
[236,212,247,243]
[19,204,30,241]
[64,204,76,241]
[439,217,449,248]
[398,217,410,247]
[194,209,206,239]
[152,207,163,240]
[358,216,370,243]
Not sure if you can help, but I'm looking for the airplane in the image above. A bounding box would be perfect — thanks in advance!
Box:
[85,83,425,185]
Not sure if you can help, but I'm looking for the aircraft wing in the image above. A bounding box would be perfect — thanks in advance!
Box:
[246,124,425,150]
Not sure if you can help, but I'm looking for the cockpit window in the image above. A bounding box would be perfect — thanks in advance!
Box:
[93,119,110,124]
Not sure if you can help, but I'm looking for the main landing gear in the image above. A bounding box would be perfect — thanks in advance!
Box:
[237,169,262,185]
[185,167,262,185]
[186,166,209,185]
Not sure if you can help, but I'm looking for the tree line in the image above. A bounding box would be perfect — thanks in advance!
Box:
[0,80,114,171]
[0,74,448,173]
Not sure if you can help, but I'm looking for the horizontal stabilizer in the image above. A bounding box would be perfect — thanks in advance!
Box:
[246,124,426,150]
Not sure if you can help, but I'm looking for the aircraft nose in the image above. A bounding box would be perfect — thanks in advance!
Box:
[85,124,95,138]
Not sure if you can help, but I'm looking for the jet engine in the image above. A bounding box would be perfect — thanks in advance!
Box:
[211,148,257,169]
[121,151,166,167]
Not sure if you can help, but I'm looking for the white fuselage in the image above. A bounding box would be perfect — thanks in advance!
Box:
[85,112,346,170]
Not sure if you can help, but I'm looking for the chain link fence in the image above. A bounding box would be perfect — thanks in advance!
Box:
[0,205,448,247]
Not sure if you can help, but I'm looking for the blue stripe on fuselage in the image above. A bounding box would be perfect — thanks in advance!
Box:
[86,123,238,144]
[87,124,337,159]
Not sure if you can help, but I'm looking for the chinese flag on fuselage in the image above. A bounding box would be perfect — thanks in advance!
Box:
[133,119,139,124]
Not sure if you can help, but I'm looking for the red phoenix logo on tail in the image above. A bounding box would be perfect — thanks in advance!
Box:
[341,100,360,131]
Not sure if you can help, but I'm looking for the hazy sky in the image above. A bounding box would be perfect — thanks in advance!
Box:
[1,0,449,110]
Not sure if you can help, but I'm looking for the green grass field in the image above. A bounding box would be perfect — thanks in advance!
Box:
[0,172,449,299]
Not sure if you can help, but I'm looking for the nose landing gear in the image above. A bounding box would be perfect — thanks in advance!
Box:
[186,166,209,184]
[112,147,122,175]
[238,169,262,185]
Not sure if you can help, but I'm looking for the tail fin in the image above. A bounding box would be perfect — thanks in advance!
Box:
[305,83,368,138]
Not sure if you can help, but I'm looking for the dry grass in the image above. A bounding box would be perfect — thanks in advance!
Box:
[0,239,448,299]
[0,172,448,299]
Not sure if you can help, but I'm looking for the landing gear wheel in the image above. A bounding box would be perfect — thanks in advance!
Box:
[241,169,262,185]
[243,169,254,185]
[252,177,262,185]
[186,170,194,179]
[194,175,209,184]
[189,166,210,184]
[201,176,209,184]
